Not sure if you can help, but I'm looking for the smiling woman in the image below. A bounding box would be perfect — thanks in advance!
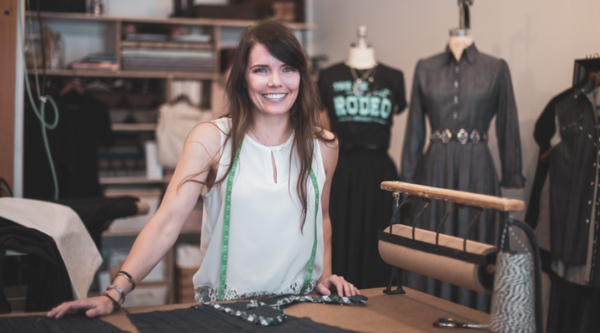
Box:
[47,20,359,319]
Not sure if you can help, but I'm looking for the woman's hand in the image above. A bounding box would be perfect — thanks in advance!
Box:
[47,296,115,319]
[316,274,360,297]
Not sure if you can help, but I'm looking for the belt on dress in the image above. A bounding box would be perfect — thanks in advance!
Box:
[430,129,488,144]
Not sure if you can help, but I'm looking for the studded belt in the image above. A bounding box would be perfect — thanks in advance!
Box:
[430,129,488,144]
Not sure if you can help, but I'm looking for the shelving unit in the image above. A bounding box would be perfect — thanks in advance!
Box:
[25,11,315,305]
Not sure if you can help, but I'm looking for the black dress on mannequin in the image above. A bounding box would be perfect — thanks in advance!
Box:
[400,44,525,311]
[318,62,406,289]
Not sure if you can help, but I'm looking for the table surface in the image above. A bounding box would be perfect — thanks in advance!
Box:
[1,287,490,333]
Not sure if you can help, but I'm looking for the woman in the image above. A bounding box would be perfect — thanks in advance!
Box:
[48,20,358,319]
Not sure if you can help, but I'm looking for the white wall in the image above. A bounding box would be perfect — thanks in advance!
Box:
[312,0,600,218]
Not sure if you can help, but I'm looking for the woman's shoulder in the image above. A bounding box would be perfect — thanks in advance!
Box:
[186,118,228,156]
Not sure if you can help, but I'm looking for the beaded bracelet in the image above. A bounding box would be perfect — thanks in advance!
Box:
[106,284,125,304]
[101,292,129,314]
[116,270,137,291]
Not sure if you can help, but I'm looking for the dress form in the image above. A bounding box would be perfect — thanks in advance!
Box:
[345,25,377,70]
[448,29,474,62]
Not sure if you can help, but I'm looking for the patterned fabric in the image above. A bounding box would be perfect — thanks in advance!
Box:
[489,252,536,333]
[196,280,318,302]
[201,295,368,327]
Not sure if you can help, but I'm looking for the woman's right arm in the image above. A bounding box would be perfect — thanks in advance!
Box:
[47,122,222,318]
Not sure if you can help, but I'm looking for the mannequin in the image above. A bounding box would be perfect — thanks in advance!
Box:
[317,25,407,289]
[448,29,474,62]
[400,0,525,312]
[345,26,377,70]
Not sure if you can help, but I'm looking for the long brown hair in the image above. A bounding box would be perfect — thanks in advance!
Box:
[182,20,332,228]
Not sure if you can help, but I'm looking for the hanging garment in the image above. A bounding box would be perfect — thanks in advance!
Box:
[525,88,572,273]
[400,44,525,311]
[195,118,326,301]
[317,62,407,289]
[23,91,113,200]
[156,101,213,168]
[524,81,600,333]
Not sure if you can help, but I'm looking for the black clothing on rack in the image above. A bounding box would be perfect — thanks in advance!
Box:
[550,80,600,269]
[317,62,406,289]
[524,88,572,230]
[23,91,113,200]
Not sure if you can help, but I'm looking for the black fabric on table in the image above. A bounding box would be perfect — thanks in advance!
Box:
[128,304,362,333]
[0,218,73,314]
[0,314,127,333]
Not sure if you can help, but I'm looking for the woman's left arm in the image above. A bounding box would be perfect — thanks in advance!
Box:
[316,131,360,297]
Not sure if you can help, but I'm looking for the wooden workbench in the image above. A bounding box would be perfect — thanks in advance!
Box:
[2,287,489,332]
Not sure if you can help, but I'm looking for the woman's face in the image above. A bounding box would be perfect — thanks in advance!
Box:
[244,43,300,118]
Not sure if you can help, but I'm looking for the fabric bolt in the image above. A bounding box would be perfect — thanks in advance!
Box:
[195,118,326,301]
[400,43,525,311]
[0,198,102,300]
[23,91,112,200]
[128,302,362,333]
[0,218,73,313]
[0,314,127,333]
[317,62,406,289]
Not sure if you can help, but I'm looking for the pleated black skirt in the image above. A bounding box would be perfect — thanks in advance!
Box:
[329,149,397,289]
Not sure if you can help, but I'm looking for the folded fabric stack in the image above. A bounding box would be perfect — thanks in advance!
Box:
[121,48,214,73]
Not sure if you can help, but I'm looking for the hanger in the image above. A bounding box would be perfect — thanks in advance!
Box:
[573,54,600,89]
[449,0,474,36]
[59,78,84,96]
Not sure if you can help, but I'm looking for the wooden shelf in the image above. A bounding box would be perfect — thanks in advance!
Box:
[112,123,157,131]
[121,41,213,50]
[100,176,171,185]
[27,68,218,80]
[26,11,317,30]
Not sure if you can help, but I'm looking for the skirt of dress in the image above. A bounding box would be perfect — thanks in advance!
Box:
[330,149,398,289]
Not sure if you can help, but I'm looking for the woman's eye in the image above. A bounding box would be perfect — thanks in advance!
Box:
[252,67,268,73]
[283,66,296,73]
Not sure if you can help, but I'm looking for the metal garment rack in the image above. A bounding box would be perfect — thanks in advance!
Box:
[378,181,543,333]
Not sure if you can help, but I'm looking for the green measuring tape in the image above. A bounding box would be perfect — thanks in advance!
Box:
[218,145,320,301]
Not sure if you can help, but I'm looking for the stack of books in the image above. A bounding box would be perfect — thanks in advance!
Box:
[70,54,118,71]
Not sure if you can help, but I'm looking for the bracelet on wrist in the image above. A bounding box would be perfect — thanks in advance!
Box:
[106,284,126,305]
[101,292,129,314]
[116,270,137,291]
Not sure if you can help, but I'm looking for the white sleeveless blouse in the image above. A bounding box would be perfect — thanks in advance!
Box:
[194,117,326,302]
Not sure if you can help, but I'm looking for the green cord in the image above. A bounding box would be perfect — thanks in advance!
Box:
[18,1,60,200]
